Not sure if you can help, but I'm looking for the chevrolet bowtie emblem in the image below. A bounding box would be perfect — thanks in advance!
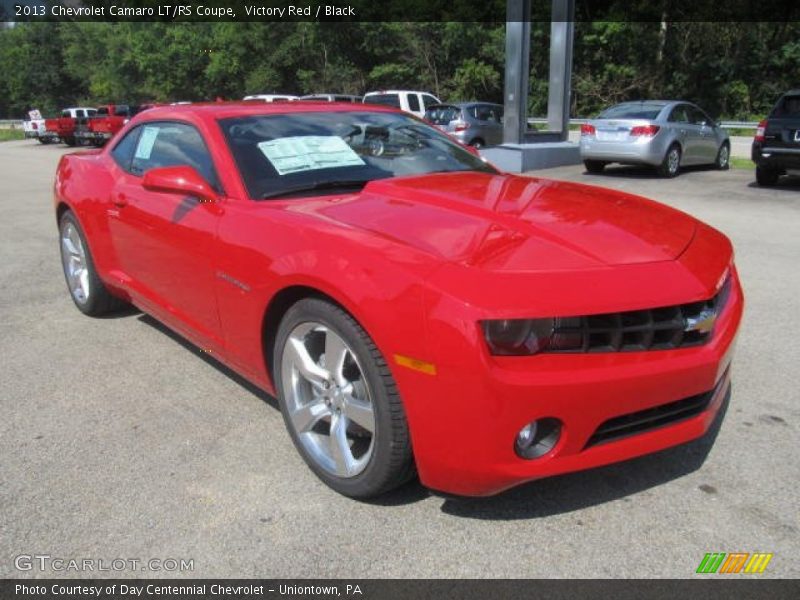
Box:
[684,307,717,334]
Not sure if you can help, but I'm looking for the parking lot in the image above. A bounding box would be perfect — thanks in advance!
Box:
[0,139,797,579]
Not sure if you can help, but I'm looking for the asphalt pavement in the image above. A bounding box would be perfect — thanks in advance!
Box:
[0,140,797,578]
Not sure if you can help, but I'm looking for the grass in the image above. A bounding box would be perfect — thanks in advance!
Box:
[729,157,754,170]
[0,129,25,142]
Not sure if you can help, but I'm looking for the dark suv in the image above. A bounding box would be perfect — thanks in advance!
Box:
[752,90,800,186]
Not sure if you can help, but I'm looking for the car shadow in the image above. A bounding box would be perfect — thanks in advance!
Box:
[587,164,720,179]
[434,389,730,520]
[134,311,730,516]
[746,176,800,191]
[136,313,279,411]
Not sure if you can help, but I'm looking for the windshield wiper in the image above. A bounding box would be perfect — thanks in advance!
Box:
[260,179,373,200]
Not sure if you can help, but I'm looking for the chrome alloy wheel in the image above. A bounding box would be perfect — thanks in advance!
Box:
[667,147,680,175]
[718,144,730,168]
[60,221,90,304]
[280,322,376,478]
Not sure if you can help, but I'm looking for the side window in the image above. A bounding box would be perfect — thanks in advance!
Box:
[689,107,710,126]
[407,94,421,113]
[476,105,494,121]
[422,94,439,109]
[668,105,689,123]
[129,122,220,191]
[490,106,504,124]
[88,109,97,117]
[111,126,143,172]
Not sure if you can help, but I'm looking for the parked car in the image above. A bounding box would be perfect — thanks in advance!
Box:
[54,102,742,498]
[579,100,730,177]
[42,107,98,146]
[23,109,47,142]
[75,104,153,147]
[300,94,362,103]
[363,90,441,118]
[424,102,504,148]
[752,90,800,186]
[243,94,298,102]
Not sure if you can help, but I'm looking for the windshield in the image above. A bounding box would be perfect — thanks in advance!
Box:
[598,103,665,120]
[220,111,496,199]
[771,95,800,118]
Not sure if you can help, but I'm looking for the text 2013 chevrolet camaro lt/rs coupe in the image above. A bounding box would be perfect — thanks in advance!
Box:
[54,102,743,498]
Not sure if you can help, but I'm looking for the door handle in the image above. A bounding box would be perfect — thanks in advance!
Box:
[112,193,128,208]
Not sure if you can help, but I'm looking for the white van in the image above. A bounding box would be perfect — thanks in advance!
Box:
[363,90,442,118]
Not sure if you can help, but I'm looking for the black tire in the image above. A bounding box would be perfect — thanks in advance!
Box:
[58,210,127,316]
[273,298,415,498]
[715,142,730,170]
[469,139,485,149]
[755,166,779,186]
[658,144,682,178]
[583,160,606,174]
[37,138,50,145]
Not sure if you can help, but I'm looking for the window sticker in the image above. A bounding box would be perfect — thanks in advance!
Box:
[257,136,365,176]
[135,126,160,160]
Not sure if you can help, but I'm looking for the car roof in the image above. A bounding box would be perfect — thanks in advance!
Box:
[364,90,435,95]
[132,101,405,123]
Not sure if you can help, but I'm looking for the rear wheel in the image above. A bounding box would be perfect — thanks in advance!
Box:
[755,166,780,186]
[659,144,681,178]
[583,160,606,174]
[274,298,414,498]
[59,211,126,316]
[715,143,730,170]
[63,136,77,147]
[469,139,485,149]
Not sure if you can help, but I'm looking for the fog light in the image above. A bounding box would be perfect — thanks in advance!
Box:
[514,418,561,459]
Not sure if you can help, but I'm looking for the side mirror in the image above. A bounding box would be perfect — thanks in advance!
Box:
[142,166,218,203]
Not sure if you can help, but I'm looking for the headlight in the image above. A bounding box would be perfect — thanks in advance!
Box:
[482,319,555,355]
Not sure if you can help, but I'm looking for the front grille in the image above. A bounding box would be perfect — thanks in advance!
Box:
[585,370,728,448]
[545,276,732,353]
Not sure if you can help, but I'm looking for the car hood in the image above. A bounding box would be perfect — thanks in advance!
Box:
[308,172,697,272]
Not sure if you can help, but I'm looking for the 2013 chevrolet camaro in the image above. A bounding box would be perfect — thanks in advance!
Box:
[54,103,743,498]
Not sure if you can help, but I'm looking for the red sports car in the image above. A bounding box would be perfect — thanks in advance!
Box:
[54,102,743,498]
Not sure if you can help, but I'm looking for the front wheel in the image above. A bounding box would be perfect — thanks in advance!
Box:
[469,139,484,149]
[274,298,414,498]
[59,211,127,316]
[715,143,730,170]
[658,144,681,178]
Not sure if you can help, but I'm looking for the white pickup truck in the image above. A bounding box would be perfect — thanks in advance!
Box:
[363,90,442,118]
[23,110,47,143]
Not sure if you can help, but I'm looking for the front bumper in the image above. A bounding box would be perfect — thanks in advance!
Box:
[397,272,743,497]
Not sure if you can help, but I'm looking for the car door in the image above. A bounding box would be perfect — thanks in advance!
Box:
[688,106,718,164]
[106,121,225,349]
[668,104,701,164]
[477,104,505,146]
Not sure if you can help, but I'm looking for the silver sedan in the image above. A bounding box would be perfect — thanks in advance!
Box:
[579,100,730,177]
